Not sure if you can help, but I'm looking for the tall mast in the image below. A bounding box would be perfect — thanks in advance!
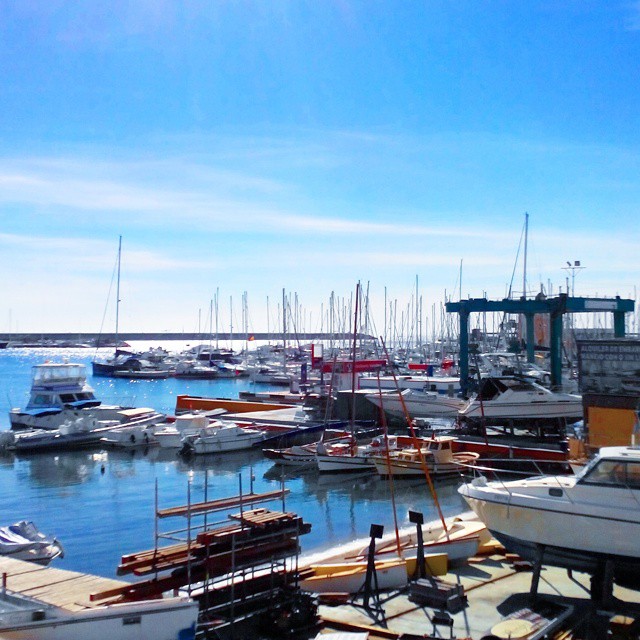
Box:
[115,235,122,347]
[350,282,360,428]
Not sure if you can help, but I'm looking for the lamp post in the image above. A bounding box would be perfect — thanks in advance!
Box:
[562,260,585,297]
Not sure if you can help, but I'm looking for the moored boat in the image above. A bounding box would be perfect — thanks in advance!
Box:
[181,421,265,454]
[0,521,63,565]
[371,436,479,478]
[9,363,165,431]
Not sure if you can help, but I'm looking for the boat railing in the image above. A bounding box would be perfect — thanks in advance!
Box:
[457,458,577,504]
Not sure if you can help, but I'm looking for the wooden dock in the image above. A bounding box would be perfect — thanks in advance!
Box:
[0,556,129,611]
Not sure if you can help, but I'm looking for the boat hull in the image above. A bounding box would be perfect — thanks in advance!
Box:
[367,393,465,419]
[461,482,640,587]
[299,559,408,593]
[0,596,198,640]
[316,453,375,473]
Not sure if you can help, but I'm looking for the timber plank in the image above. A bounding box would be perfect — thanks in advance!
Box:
[157,489,289,518]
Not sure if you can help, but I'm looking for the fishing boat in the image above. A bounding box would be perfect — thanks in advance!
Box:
[181,421,265,454]
[365,388,466,419]
[8,363,165,431]
[457,376,583,425]
[0,589,198,640]
[371,436,479,478]
[459,445,640,588]
[0,521,63,565]
[315,434,400,473]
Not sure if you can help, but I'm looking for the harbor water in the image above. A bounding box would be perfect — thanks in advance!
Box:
[0,343,469,580]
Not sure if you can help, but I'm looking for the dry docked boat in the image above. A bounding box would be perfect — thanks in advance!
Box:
[0,589,198,640]
[0,521,63,565]
[457,376,583,425]
[365,388,467,419]
[371,436,479,478]
[349,512,489,565]
[299,558,409,593]
[459,445,640,588]
[358,374,461,394]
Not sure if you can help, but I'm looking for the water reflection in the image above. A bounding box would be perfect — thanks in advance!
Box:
[20,450,100,487]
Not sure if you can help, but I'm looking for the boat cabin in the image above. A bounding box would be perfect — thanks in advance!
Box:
[577,447,640,489]
[475,377,542,401]
[25,364,100,411]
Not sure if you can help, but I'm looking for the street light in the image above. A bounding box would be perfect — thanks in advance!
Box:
[562,260,585,297]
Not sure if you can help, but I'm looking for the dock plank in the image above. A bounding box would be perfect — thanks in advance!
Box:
[0,556,130,612]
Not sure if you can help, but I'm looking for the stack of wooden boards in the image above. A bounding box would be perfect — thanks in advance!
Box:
[90,488,311,610]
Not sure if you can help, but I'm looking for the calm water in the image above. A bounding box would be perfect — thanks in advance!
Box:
[0,343,469,579]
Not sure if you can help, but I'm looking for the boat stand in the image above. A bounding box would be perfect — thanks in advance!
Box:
[409,510,427,581]
[351,524,388,627]
[529,544,546,605]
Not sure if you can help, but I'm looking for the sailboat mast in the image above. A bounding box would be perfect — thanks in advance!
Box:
[115,235,122,347]
[523,212,529,299]
[350,283,360,426]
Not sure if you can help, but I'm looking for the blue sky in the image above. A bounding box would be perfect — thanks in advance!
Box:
[1,1,639,334]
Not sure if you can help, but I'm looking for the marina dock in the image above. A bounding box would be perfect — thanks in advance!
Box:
[316,545,640,639]
[0,556,128,611]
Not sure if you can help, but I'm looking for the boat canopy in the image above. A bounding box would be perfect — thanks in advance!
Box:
[32,363,87,386]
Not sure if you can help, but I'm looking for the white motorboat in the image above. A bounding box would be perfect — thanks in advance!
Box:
[1,416,122,453]
[154,413,212,449]
[181,421,265,454]
[0,521,63,565]
[0,589,198,640]
[371,436,479,478]
[100,420,159,448]
[365,388,466,419]
[459,445,640,588]
[9,363,165,431]
[458,376,583,425]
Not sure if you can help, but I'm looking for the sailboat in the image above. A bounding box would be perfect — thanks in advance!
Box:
[314,283,382,473]
[92,238,171,379]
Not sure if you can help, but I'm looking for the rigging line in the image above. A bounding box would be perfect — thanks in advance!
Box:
[379,337,450,540]
[376,371,401,557]
[93,245,120,358]
[495,216,527,350]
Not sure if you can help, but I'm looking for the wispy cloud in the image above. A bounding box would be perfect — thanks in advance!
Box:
[626,1,640,30]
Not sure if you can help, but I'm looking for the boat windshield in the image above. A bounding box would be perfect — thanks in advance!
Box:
[476,378,535,401]
[579,459,640,489]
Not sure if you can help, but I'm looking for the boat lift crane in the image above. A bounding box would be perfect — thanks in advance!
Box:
[446,294,635,395]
